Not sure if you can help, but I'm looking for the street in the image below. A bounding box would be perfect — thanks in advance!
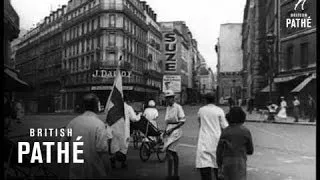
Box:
[8,105,316,180]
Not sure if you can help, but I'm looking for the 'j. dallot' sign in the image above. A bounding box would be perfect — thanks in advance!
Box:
[92,69,132,78]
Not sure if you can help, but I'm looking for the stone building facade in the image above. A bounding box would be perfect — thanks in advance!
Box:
[216,23,243,102]
[15,5,67,113]
[241,0,269,107]
[277,0,316,116]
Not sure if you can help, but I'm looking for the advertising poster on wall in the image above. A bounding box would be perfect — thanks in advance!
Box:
[162,75,181,93]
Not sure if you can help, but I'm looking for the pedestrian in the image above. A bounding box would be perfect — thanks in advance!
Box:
[267,101,278,122]
[14,100,24,124]
[162,90,186,180]
[277,96,287,120]
[109,96,142,169]
[228,97,235,109]
[196,95,229,180]
[247,97,254,114]
[307,94,316,122]
[61,93,113,179]
[292,96,300,122]
[238,98,242,107]
[217,106,254,180]
[143,99,159,128]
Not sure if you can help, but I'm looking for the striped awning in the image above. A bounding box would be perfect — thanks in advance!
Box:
[291,74,316,93]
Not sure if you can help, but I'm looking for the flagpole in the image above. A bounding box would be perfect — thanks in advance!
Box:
[104,48,123,124]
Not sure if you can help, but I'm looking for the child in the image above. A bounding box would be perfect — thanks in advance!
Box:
[217,107,254,180]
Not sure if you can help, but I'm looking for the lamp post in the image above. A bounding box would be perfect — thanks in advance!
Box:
[266,32,276,104]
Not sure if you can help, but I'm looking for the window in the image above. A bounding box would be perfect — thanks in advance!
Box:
[300,43,308,68]
[110,14,116,27]
[286,46,293,70]
[88,21,91,32]
[92,19,95,30]
[109,33,116,46]
[82,23,85,34]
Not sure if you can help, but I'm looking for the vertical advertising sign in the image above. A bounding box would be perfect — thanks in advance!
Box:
[164,32,177,73]
[163,75,181,93]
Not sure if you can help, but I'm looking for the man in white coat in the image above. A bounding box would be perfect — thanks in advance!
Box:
[61,93,113,179]
[196,95,229,180]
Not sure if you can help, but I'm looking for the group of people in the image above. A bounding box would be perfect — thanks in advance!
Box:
[61,90,254,180]
[267,94,316,122]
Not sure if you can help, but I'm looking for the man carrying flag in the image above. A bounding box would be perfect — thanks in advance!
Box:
[105,49,141,168]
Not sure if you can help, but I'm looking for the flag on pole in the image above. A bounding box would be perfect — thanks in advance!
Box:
[105,69,124,126]
[105,48,124,126]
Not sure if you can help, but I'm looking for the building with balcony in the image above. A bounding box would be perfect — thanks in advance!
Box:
[159,21,194,104]
[15,5,67,113]
[61,0,161,111]
[141,1,163,103]
[216,23,243,102]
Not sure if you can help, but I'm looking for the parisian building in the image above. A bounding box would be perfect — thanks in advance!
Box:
[242,0,316,111]
[159,21,195,105]
[277,0,316,116]
[216,23,243,102]
[60,0,163,112]
[15,5,68,113]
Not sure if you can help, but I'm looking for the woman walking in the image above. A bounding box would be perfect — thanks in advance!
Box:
[162,90,186,180]
[217,107,254,180]
[277,96,287,120]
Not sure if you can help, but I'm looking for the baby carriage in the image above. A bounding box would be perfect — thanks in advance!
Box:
[131,116,166,162]
[4,136,58,180]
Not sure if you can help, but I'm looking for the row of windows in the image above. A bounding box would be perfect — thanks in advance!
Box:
[123,0,145,22]
[67,0,99,21]
[64,18,99,42]
[282,42,312,71]
[64,34,147,59]
[64,36,99,58]
[64,53,95,73]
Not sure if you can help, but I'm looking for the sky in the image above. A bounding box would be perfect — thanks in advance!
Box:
[11,0,246,72]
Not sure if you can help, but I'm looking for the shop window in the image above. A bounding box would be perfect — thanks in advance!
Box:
[286,45,293,70]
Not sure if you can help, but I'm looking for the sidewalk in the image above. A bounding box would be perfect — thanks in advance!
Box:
[245,110,316,126]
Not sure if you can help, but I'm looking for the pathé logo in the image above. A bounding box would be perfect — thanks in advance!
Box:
[294,0,307,11]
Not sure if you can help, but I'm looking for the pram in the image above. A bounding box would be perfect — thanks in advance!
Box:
[130,116,166,162]
[4,136,58,180]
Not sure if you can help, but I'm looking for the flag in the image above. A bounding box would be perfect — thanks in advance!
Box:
[105,69,124,126]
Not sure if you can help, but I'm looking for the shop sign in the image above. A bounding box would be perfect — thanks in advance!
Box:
[164,32,177,73]
[92,69,131,78]
[91,86,133,91]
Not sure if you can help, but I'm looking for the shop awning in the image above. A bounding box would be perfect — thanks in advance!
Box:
[274,75,299,83]
[260,84,277,92]
[4,67,30,91]
[291,74,316,93]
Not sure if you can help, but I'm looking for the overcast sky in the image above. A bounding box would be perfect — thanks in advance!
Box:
[11,0,246,72]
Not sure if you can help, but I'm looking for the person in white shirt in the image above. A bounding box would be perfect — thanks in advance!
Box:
[277,96,287,120]
[196,95,229,180]
[61,93,113,179]
[162,90,186,180]
[143,100,159,128]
